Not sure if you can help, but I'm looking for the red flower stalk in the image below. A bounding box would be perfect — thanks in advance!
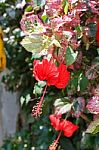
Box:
[96,23,99,47]
[54,64,70,89]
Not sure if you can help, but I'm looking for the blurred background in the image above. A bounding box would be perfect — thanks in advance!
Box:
[0,0,99,150]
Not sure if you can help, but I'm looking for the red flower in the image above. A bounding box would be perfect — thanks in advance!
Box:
[33,59,59,86]
[49,114,62,131]
[54,64,70,89]
[33,60,71,117]
[33,59,70,89]
[60,120,79,137]
[49,114,79,137]
[96,23,99,47]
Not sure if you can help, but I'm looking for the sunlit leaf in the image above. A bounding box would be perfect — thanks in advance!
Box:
[21,35,52,54]
[86,120,99,134]
[54,98,72,115]
[25,94,31,104]
[64,1,69,14]
[51,39,61,47]
[20,97,25,106]
[20,36,43,53]
[41,10,48,22]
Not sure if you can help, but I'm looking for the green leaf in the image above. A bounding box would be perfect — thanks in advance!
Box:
[25,5,33,12]
[41,11,47,22]
[51,39,61,47]
[33,83,43,95]
[65,46,78,66]
[20,36,43,53]
[37,0,46,7]
[38,81,46,88]
[64,2,69,14]
[21,35,52,54]
[80,75,88,92]
[54,98,72,114]
[25,94,31,104]
[60,137,75,150]
[81,134,95,150]
[20,97,25,106]
[86,120,99,134]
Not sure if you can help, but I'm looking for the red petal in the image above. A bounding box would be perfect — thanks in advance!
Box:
[49,114,61,131]
[33,60,46,81]
[33,59,59,86]
[61,120,79,137]
[55,64,70,89]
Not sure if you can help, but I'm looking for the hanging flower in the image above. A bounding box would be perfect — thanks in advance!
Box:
[49,114,62,131]
[33,59,70,88]
[33,59,59,86]
[49,114,79,137]
[54,64,70,89]
[32,59,58,117]
[60,120,79,137]
[96,23,99,47]
[49,114,79,149]
[33,60,70,117]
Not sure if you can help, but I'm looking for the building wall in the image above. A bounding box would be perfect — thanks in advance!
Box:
[0,70,19,146]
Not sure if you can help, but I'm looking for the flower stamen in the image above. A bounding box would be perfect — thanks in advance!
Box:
[48,131,62,150]
[32,84,47,117]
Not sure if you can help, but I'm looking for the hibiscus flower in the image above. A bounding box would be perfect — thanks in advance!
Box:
[49,114,62,131]
[49,114,79,137]
[54,64,70,89]
[32,59,70,117]
[33,59,59,86]
[49,114,79,150]
[33,59,70,88]
[60,120,79,137]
